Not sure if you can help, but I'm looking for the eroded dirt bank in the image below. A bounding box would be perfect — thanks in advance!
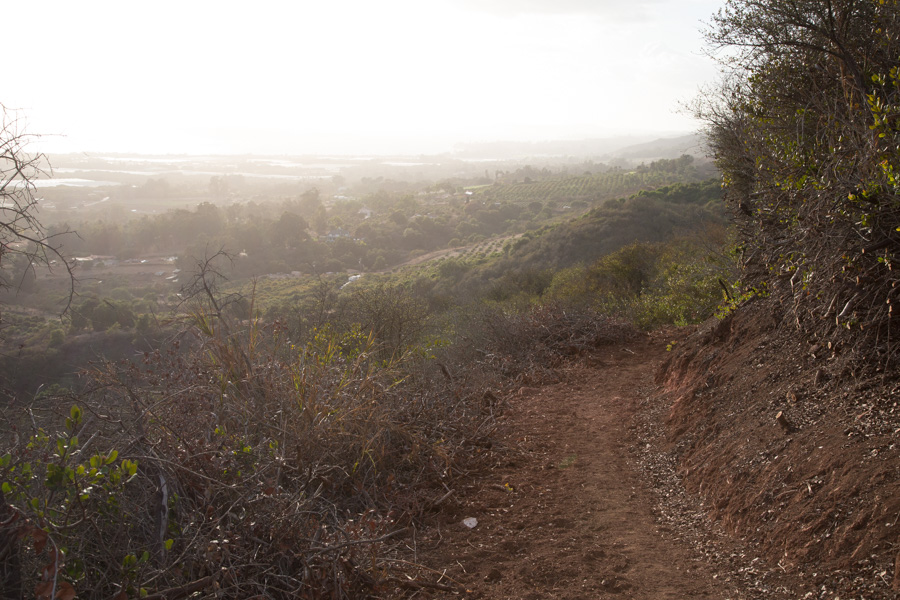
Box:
[658,301,900,599]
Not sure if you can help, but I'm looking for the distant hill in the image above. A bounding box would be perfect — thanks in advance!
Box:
[472,165,706,205]
[451,134,684,160]
[606,134,705,163]
[491,179,724,273]
[425,179,726,303]
[449,133,706,166]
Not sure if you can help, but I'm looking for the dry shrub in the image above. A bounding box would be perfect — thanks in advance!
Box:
[0,256,636,598]
[0,306,484,598]
[439,302,638,388]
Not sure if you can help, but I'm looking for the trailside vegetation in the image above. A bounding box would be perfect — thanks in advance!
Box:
[697,0,900,364]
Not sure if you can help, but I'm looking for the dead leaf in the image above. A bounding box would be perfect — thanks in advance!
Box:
[32,528,48,554]
[55,581,76,600]
[34,581,53,600]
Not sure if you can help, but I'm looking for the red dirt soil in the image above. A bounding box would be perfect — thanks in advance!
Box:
[411,309,899,599]
[659,301,900,599]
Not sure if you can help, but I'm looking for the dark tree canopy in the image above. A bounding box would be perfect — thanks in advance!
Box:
[697,0,900,357]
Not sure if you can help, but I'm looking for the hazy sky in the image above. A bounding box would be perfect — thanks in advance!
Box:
[4,0,722,155]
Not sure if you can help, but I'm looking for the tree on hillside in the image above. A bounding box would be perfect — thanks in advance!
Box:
[271,211,310,249]
[696,0,900,356]
[0,106,74,312]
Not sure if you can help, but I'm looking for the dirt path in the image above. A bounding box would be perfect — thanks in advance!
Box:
[415,333,755,599]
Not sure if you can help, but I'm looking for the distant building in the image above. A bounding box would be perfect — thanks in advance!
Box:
[322,228,350,242]
[75,255,118,267]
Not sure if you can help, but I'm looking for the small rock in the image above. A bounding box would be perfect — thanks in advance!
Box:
[462,517,478,529]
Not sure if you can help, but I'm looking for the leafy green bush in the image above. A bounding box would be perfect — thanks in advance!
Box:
[546,227,737,329]
[631,240,729,328]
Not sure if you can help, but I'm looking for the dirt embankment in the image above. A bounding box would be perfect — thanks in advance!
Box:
[414,306,899,599]
[658,300,900,598]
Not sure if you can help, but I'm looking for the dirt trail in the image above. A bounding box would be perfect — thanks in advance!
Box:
[416,333,758,599]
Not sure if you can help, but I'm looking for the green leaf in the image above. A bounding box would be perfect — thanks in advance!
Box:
[105,450,118,465]
[164,538,174,551]
[121,459,138,479]
[69,405,82,426]
[1,482,11,495]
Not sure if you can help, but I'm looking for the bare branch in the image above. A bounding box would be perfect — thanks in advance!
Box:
[0,104,77,318]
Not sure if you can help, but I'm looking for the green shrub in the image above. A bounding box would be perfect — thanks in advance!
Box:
[545,229,737,329]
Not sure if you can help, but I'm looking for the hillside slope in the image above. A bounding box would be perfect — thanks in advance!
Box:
[658,300,900,598]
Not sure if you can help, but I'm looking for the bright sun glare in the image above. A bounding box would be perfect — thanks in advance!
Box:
[7,0,721,155]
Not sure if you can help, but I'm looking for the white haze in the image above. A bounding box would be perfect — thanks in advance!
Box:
[5,0,722,155]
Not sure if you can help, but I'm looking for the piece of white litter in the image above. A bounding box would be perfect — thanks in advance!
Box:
[462,517,478,529]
